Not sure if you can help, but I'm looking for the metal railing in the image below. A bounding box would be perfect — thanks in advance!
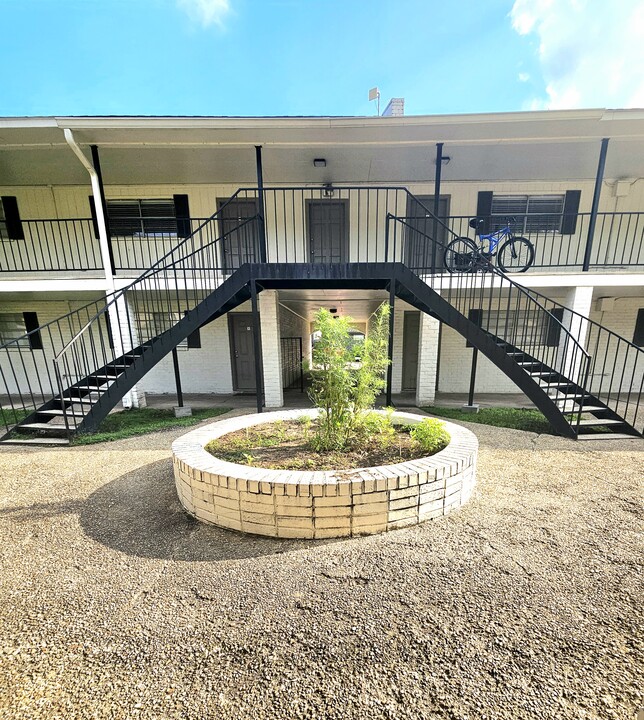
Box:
[523,288,644,430]
[388,212,594,434]
[4,205,644,274]
[0,193,258,436]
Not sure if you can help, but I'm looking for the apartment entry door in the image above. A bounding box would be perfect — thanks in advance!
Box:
[307,200,348,263]
[229,313,257,391]
[402,311,420,391]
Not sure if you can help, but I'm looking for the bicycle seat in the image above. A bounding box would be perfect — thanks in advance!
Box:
[469,218,484,230]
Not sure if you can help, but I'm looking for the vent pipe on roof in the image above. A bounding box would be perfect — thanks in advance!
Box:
[381,98,405,117]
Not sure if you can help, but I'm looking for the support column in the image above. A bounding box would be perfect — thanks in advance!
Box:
[558,286,594,382]
[259,289,283,408]
[432,142,444,273]
[90,145,116,276]
[255,145,267,263]
[416,313,440,407]
[582,138,609,271]
[107,293,145,409]
[385,280,396,406]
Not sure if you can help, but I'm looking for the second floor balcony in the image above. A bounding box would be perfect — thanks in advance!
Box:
[1,186,643,279]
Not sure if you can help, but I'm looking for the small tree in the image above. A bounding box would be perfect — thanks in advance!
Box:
[309,303,391,451]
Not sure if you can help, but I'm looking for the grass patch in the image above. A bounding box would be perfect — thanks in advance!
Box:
[421,405,554,435]
[72,406,231,445]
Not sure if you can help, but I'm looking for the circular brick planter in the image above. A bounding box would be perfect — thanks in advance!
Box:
[172,409,478,539]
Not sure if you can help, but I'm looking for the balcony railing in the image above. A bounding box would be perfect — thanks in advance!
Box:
[3,195,644,275]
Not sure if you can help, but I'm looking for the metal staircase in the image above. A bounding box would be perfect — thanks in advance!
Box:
[0,188,641,445]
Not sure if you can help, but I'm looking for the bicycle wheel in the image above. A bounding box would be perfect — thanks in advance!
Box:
[497,236,534,273]
[444,237,478,273]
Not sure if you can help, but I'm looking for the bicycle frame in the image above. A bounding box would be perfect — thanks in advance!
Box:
[478,225,512,254]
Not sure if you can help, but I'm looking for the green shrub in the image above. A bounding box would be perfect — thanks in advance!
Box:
[410,418,450,454]
[309,303,390,451]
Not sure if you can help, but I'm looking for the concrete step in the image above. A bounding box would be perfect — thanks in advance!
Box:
[576,433,641,441]
[0,437,70,446]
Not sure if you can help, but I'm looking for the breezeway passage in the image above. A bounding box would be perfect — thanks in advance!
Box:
[0,412,641,719]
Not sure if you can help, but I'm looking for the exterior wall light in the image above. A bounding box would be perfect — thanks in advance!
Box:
[313,158,327,167]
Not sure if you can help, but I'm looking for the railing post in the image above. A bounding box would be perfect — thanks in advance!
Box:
[250,279,264,413]
[432,142,444,273]
[582,138,610,271]
[384,213,391,262]
[255,146,267,263]
[171,347,184,408]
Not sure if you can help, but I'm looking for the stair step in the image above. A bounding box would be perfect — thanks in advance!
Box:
[576,433,641,441]
[17,423,71,433]
[1,437,70,446]
[560,406,606,414]
[38,409,87,418]
[529,371,558,377]
[577,418,625,426]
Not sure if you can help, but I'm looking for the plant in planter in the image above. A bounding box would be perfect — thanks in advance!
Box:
[205,304,450,470]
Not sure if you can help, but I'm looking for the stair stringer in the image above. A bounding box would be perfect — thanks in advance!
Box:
[67,266,254,435]
[393,265,578,438]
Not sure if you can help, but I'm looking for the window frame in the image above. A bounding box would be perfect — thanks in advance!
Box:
[106,199,179,238]
[0,313,29,348]
[490,194,566,234]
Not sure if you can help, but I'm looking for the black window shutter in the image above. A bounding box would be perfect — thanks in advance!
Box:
[476,191,493,234]
[633,308,644,347]
[561,190,581,235]
[1,196,25,240]
[184,310,201,348]
[88,196,100,239]
[23,312,43,350]
[546,308,564,347]
[173,194,191,239]
[466,309,482,348]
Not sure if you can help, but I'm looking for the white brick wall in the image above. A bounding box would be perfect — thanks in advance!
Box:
[138,314,233,395]
[416,313,440,405]
[260,290,283,408]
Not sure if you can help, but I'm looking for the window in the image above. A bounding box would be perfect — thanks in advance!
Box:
[107,199,178,237]
[491,195,565,233]
[0,312,41,349]
[479,309,561,347]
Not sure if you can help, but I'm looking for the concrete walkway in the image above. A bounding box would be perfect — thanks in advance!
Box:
[0,413,641,719]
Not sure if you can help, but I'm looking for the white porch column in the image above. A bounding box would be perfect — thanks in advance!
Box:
[416,313,440,406]
[260,289,283,408]
[391,305,406,395]
[558,286,594,382]
[107,293,145,409]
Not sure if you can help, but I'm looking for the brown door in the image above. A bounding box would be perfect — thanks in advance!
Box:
[219,199,259,273]
[307,200,348,263]
[402,311,420,391]
[229,313,257,391]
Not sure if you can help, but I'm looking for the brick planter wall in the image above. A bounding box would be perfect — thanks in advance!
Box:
[172,409,478,539]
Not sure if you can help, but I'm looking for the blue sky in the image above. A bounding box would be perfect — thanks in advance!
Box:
[1,0,642,117]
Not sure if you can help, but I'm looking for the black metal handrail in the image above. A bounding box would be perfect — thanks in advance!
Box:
[387,213,592,434]
[522,287,643,434]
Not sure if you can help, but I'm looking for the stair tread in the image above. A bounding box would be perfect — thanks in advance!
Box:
[561,406,606,413]
[576,433,641,441]
[577,418,625,426]
[19,422,71,431]
[39,409,87,418]
[1,437,70,446]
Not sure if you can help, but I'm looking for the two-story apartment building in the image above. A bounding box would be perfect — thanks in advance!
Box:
[0,108,642,443]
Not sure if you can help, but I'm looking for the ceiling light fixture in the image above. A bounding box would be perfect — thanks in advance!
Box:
[313,158,326,168]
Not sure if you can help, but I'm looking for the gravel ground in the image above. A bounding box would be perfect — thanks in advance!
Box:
[0,414,642,720]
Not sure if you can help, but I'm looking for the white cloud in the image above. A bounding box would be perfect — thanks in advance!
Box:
[510,0,644,109]
[518,72,530,82]
[177,0,231,28]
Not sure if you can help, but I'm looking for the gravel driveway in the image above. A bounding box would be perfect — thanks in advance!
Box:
[0,416,642,720]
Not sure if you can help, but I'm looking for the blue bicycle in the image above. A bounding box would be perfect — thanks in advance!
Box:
[444,217,535,273]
